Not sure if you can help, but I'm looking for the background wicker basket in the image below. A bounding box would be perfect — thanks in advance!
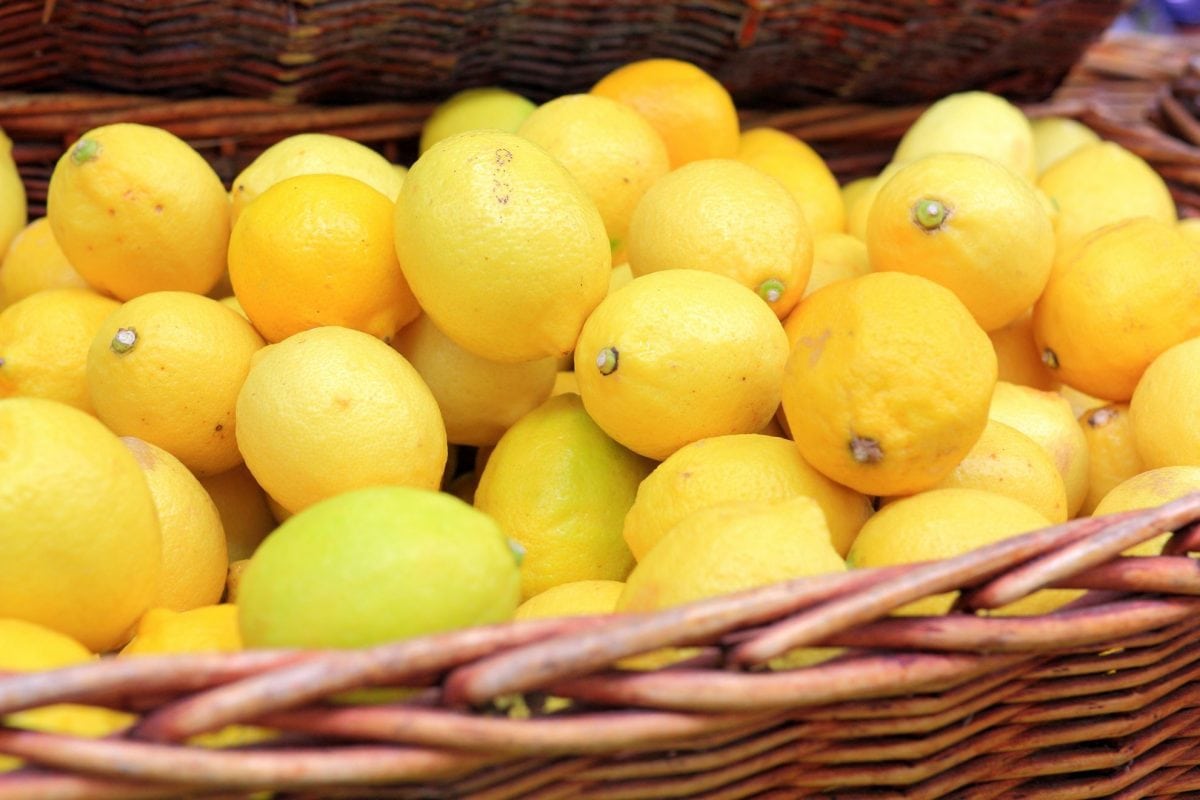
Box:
[5,4,1200,798]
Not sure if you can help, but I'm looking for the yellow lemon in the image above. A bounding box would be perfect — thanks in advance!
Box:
[395,130,610,363]
[87,291,265,476]
[867,153,1054,332]
[1037,141,1175,254]
[574,270,790,460]
[1178,217,1200,250]
[1079,404,1145,516]
[909,419,1068,523]
[1094,466,1200,516]
[229,133,403,224]
[238,486,520,648]
[514,580,625,621]
[804,232,870,298]
[46,123,229,299]
[1059,382,1105,419]
[0,128,26,263]
[1130,336,1200,468]
[229,173,420,343]
[122,437,228,612]
[1030,116,1100,174]
[393,314,557,447]
[845,161,906,241]
[989,308,1056,392]
[627,159,813,319]
[517,93,670,248]
[737,127,845,237]
[989,381,1090,517]
[623,433,871,560]
[840,176,874,222]
[782,272,996,497]
[226,559,250,603]
[235,326,447,514]
[0,398,160,651]
[893,91,1036,182]
[848,489,1069,615]
[591,58,739,168]
[0,288,119,412]
[0,217,88,309]
[475,393,654,599]
[1034,217,1200,402]
[0,620,133,772]
[197,464,276,562]
[419,87,536,154]
[619,496,845,611]
[121,605,241,656]
[551,370,579,397]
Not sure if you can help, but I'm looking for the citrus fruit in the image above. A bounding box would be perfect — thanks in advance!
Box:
[803,232,870,298]
[622,433,871,560]
[197,464,276,562]
[1030,116,1100,174]
[235,325,447,514]
[840,176,874,220]
[1092,466,1200,556]
[394,130,610,363]
[781,272,996,496]
[551,370,580,397]
[1037,141,1175,253]
[909,419,1068,523]
[1130,336,1200,469]
[619,496,845,612]
[122,437,228,612]
[419,87,536,154]
[120,605,241,656]
[1178,217,1200,250]
[1059,383,1105,419]
[514,580,625,621]
[474,393,654,599]
[1079,404,1145,516]
[0,287,119,412]
[46,123,229,299]
[867,153,1054,331]
[0,398,160,651]
[228,173,420,343]
[626,159,813,319]
[238,486,520,648]
[1034,217,1200,402]
[0,127,26,263]
[574,270,790,460]
[392,314,557,447]
[737,127,845,237]
[229,133,403,224]
[989,381,1090,517]
[516,93,670,248]
[892,91,1036,182]
[0,217,88,309]
[989,309,1056,391]
[591,58,739,168]
[847,489,1069,615]
[87,291,265,476]
[845,162,905,241]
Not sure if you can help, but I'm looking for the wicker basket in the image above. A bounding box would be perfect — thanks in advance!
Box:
[5,7,1200,797]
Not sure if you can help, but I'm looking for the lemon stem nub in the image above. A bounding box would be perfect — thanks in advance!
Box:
[507,538,526,567]
[1041,347,1059,370]
[71,138,101,165]
[111,327,138,355]
[596,347,619,376]
[913,198,949,231]
[757,278,786,304]
[850,436,884,464]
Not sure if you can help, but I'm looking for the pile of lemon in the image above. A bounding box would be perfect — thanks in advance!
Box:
[3,58,1200,738]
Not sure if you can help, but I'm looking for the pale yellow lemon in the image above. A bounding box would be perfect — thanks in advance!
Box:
[0,127,26,263]
[627,159,813,319]
[551,370,579,397]
[0,288,119,412]
[989,308,1056,392]
[574,270,790,460]
[1034,217,1200,402]
[197,464,277,562]
[120,605,241,656]
[0,398,160,651]
[87,291,265,476]
[737,127,845,236]
[515,580,625,621]
[419,87,536,154]
[1030,116,1100,174]
[46,123,229,299]
[1130,336,1200,469]
[0,217,88,309]
[1178,217,1200,250]
[1079,404,1145,516]
[1093,466,1200,556]
[395,130,610,363]
[235,325,447,514]
[893,91,1036,182]
[804,232,870,297]
[782,272,996,497]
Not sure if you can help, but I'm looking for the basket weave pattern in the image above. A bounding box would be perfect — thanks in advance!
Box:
[1,498,1200,798]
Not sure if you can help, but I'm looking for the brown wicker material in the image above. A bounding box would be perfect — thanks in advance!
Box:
[0,498,1199,798]
[2,1,1126,106]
